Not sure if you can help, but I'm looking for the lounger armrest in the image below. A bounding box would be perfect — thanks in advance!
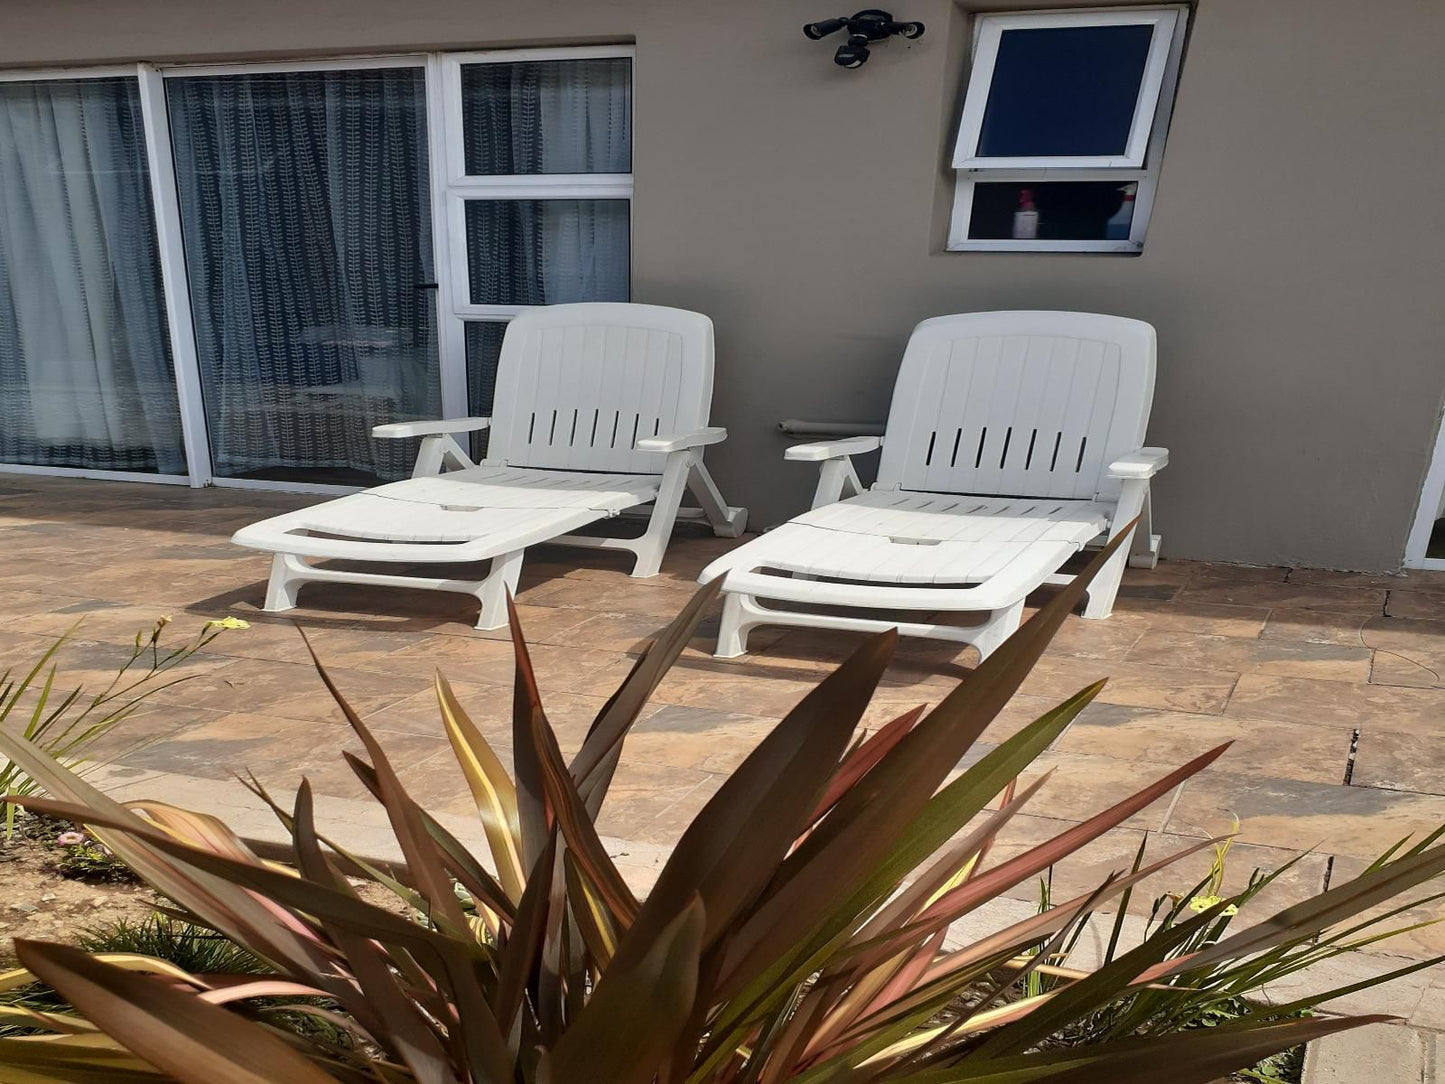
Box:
[636,426,727,453]
[372,417,491,439]
[1108,447,1169,479]
[785,436,883,462]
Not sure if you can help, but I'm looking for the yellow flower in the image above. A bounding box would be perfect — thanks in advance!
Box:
[1187,894,1239,917]
[157,615,172,627]
[206,616,251,630]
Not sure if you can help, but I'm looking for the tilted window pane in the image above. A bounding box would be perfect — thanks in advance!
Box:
[0,77,185,473]
[167,68,440,484]
[462,58,632,175]
[967,181,1138,241]
[465,199,630,306]
[978,24,1155,157]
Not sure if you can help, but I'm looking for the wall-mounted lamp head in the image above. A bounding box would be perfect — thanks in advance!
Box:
[803,9,924,68]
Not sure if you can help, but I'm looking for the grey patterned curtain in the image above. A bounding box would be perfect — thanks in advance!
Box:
[0,77,185,474]
[459,58,632,423]
[167,68,439,483]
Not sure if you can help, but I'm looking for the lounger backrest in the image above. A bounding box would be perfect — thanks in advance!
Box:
[875,311,1156,501]
[487,303,715,474]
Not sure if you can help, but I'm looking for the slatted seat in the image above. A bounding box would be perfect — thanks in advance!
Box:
[699,311,1167,659]
[232,304,746,628]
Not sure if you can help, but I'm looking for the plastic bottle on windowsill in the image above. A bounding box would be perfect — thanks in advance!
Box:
[1011,188,1040,240]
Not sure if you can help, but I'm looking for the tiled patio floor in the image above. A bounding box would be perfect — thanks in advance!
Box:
[4,475,1445,1019]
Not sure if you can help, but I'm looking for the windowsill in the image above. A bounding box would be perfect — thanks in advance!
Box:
[945,238,1143,253]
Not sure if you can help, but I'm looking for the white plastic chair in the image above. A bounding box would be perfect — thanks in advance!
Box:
[699,311,1166,659]
[233,303,746,628]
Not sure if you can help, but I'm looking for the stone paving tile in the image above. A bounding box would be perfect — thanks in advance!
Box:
[1166,769,1445,858]
[516,576,705,619]
[1175,580,1388,616]
[1226,673,1445,732]
[1020,654,1239,714]
[362,679,610,754]
[591,760,722,843]
[968,812,1326,916]
[1351,728,1445,796]
[354,634,637,697]
[623,705,780,774]
[1259,607,1371,646]
[1326,855,1445,960]
[1388,590,1445,621]
[146,656,428,722]
[110,710,462,804]
[1360,616,1445,689]
[1125,627,1372,680]
[1015,751,1187,832]
[1107,596,1271,638]
[1052,704,1353,784]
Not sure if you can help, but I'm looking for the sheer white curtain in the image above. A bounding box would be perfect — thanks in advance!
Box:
[167,67,439,483]
[0,77,185,473]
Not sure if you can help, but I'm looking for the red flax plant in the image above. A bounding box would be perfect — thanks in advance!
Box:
[0,530,1441,1083]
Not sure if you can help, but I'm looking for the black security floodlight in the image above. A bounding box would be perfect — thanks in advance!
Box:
[803,10,925,68]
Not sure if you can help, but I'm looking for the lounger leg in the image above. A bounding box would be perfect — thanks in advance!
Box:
[476,549,524,630]
[715,591,761,659]
[1086,486,1146,620]
[688,461,748,538]
[264,554,308,613]
[971,601,1026,660]
[631,450,694,578]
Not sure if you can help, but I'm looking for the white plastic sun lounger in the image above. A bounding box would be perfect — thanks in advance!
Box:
[699,311,1166,659]
[233,303,746,628]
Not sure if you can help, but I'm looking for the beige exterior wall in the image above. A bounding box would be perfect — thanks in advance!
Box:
[4,0,1443,569]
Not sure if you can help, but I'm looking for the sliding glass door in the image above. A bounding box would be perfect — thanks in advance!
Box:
[0,76,186,475]
[0,48,634,490]
[166,64,439,484]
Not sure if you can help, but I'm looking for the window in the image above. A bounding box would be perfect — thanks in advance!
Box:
[0,48,632,490]
[0,75,187,476]
[439,49,634,427]
[948,7,1188,252]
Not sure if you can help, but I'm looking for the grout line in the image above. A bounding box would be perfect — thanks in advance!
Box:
[1343,728,1360,786]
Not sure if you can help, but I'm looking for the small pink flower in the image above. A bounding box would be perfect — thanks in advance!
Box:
[56,831,86,847]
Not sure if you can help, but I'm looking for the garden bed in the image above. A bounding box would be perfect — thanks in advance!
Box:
[0,813,160,967]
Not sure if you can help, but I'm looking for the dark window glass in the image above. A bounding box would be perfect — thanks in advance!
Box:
[968,182,1136,241]
[462,58,632,175]
[977,24,1155,157]
[465,320,508,457]
[464,199,630,306]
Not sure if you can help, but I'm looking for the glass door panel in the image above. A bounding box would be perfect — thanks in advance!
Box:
[0,77,186,474]
[166,66,438,484]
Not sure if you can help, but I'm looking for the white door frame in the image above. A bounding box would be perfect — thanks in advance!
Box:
[1405,407,1445,570]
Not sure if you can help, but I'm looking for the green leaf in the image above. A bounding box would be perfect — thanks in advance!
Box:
[14,940,339,1084]
[538,897,706,1084]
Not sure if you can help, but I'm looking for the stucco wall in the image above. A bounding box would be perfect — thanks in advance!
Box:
[4,0,1443,569]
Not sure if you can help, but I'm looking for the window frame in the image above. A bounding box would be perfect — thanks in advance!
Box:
[438,46,635,321]
[947,5,1188,254]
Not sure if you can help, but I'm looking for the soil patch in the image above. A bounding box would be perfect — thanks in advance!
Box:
[0,815,162,966]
